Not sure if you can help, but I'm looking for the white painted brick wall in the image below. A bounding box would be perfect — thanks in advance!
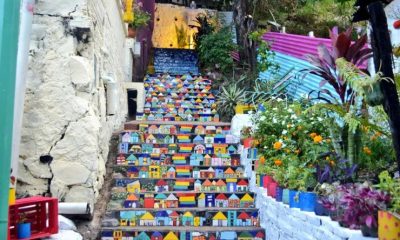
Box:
[238,147,378,240]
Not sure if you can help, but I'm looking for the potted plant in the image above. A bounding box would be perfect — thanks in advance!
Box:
[240,126,253,148]
[314,183,339,216]
[377,171,400,240]
[17,213,31,239]
[298,168,318,212]
[128,5,150,38]
[334,183,390,236]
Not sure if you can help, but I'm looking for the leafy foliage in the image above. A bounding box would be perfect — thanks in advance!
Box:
[198,27,237,74]
[216,82,246,120]
[248,29,280,73]
[305,27,373,105]
[193,14,215,50]
[130,6,151,29]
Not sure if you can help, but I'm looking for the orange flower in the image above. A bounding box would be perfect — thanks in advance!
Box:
[375,132,382,137]
[273,141,283,150]
[363,146,372,155]
[294,149,301,155]
[330,160,335,166]
[259,156,265,165]
[313,135,323,143]
[310,132,317,138]
[370,135,377,141]
[274,159,283,166]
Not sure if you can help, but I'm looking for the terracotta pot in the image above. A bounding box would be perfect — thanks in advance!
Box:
[128,27,136,38]
[242,138,253,148]
[378,211,400,239]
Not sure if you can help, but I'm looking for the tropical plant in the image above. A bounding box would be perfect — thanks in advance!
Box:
[198,27,237,73]
[378,171,400,214]
[129,6,151,29]
[339,184,390,229]
[193,14,215,50]
[305,27,372,105]
[217,82,246,120]
[175,24,188,48]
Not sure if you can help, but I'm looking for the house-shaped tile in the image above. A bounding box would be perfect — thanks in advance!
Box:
[182,212,194,226]
[189,153,203,166]
[228,194,240,208]
[166,167,176,178]
[144,193,155,208]
[129,145,142,154]
[215,179,227,192]
[228,145,237,154]
[198,193,206,208]
[124,194,139,208]
[202,179,212,191]
[142,144,153,153]
[155,179,169,192]
[205,126,216,134]
[127,166,139,178]
[205,144,214,155]
[139,167,149,178]
[168,144,178,154]
[194,179,202,191]
[155,193,167,208]
[237,179,249,192]
[149,165,161,178]
[255,231,265,240]
[200,167,215,178]
[151,232,164,240]
[193,135,204,144]
[215,193,228,208]
[194,144,205,154]
[240,193,254,207]
[139,212,155,226]
[226,179,237,193]
[137,232,151,240]
[121,132,131,143]
[127,180,140,193]
[169,211,180,226]
[224,167,236,178]
[214,144,228,154]
[166,193,178,208]
[131,132,140,143]
[116,154,126,165]
[195,126,205,135]
[164,231,179,240]
[148,125,159,134]
[235,167,244,178]
[119,143,129,154]
[212,211,228,227]
[204,154,212,166]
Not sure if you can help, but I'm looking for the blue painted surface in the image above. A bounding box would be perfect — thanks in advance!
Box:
[154,48,199,75]
[259,52,336,100]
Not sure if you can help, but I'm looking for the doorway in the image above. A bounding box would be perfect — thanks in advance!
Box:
[127,89,137,120]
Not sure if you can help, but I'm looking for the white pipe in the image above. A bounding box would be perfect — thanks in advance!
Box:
[58,202,92,215]
[11,0,35,189]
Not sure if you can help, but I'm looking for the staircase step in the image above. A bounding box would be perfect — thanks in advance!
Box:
[125,121,230,130]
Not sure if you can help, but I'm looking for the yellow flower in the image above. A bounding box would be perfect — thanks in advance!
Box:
[294,149,301,155]
[274,159,283,166]
[363,146,372,155]
[310,132,317,138]
[273,141,283,150]
[330,160,335,166]
[313,135,323,143]
[297,126,303,130]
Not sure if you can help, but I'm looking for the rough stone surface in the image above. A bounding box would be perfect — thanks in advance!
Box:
[58,215,77,231]
[17,0,132,206]
[43,230,83,240]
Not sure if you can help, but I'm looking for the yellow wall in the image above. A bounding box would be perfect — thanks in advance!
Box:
[152,4,214,49]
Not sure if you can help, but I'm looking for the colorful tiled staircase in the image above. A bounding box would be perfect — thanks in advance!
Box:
[101,74,265,240]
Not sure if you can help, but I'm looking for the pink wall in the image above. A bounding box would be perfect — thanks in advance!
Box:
[262,32,332,61]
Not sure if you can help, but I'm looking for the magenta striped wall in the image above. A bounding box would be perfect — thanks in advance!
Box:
[262,32,332,61]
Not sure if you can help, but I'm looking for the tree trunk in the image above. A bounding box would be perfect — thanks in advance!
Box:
[233,0,257,74]
[368,2,400,172]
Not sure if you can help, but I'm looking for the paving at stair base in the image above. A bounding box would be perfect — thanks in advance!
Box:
[101,75,266,240]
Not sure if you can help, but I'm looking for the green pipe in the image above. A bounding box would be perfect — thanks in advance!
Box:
[0,0,21,238]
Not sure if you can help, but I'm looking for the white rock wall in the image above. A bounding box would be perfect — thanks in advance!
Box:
[18,0,132,207]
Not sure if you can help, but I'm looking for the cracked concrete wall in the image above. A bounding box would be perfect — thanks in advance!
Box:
[18,0,131,207]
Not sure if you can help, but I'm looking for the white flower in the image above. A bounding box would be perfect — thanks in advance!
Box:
[277,98,283,102]
[282,130,288,135]
[288,109,294,113]
[272,118,277,123]
[317,117,323,122]
[291,114,297,119]
[272,108,278,111]
[260,116,266,121]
